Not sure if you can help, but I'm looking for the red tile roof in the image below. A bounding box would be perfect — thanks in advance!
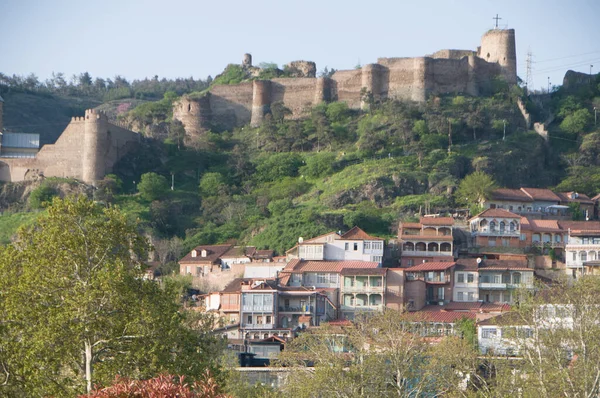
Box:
[400,234,453,241]
[558,221,600,232]
[339,226,383,241]
[400,222,423,229]
[404,261,456,272]
[525,218,562,232]
[283,259,380,273]
[443,302,483,311]
[341,268,387,276]
[491,188,533,202]
[179,244,232,263]
[455,258,529,271]
[520,187,561,202]
[592,193,600,201]
[472,208,521,219]
[420,217,454,226]
[221,246,256,258]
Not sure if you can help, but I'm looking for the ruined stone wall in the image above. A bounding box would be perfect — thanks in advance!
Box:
[430,57,470,96]
[209,82,253,130]
[0,112,139,184]
[271,78,318,118]
[429,49,476,59]
[250,80,272,127]
[173,95,212,137]
[378,57,428,102]
[330,69,363,109]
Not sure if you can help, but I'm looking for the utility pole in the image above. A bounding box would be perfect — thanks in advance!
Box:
[503,120,506,141]
[448,119,453,153]
[547,77,551,94]
[493,14,502,29]
[171,173,174,191]
[525,48,534,95]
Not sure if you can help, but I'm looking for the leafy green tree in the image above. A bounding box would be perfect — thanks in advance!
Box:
[301,152,336,178]
[560,108,591,134]
[137,172,169,201]
[0,196,223,396]
[199,172,228,197]
[254,153,303,182]
[326,102,350,124]
[455,171,497,213]
[267,198,293,216]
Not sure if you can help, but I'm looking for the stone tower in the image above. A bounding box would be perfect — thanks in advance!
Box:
[82,109,108,185]
[243,53,252,68]
[478,29,517,85]
[250,80,271,127]
[172,95,212,138]
[0,94,4,132]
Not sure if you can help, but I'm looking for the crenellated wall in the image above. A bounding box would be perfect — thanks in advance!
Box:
[174,29,518,132]
[0,110,139,184]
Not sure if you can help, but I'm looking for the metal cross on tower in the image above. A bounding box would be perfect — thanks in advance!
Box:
[493,14,502,28]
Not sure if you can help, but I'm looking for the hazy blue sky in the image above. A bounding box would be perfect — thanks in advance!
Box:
[1,0,599,90]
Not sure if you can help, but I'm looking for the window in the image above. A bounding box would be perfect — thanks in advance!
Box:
[468,292,474,301]
[490,221,496,231]
[317,273,327,284]
[457,292,464,301]
[354,243,358,251]
[467,274,474,283]
[581,252,587,262]
[500,221,505,232]
[186,265,191,275]
[364,242,371,250]
[247,315,252,323]
[513,273,521,284]
[345,243,349,251]
[407,259,414,266]
[437,287,445,300]
[457,273,465,283]
[329,273,338,284]
[372,255,383,263]
[482,328,497,339]
[266,315,271,324]
[520,234,526,241]
[572,252,577,261]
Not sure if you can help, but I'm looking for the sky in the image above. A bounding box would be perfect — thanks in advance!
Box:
[1,0,599,91]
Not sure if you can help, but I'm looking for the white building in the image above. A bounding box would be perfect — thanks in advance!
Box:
[565,227,600,277]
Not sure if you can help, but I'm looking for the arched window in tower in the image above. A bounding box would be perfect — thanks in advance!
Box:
[188,104,192,112]
[509,222,516,231]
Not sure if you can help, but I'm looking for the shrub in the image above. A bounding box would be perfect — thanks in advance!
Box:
[137,172,169,201]
[29,184,57,209]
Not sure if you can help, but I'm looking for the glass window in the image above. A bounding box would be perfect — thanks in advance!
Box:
[581,252,588,262]
[345,243,349,250]
[354,243,358,251]
[457,273,465,283]
[364,242,371,250]
[482,328,497,339]
[467,274,474,283]
[437,287,444,300]
[513,273,521,284]
[457,292,464,301]
[468,292,474,301]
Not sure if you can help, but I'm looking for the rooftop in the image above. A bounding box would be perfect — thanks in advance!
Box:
[283,259,380,273]
[179,244,232,263]
[471,208,521,219]
[420,216,454,226]
[491,188,533,202]
[339,226,383,241]
[520,187,562,202]
[404,261,456,272]
[556,192,594,205]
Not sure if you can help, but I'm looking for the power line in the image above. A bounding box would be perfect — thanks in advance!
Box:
[532,57,600,75]
[534,50,600,64]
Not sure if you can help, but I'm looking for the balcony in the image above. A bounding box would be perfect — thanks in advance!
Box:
[340,304,383,311]
[532,241,565,248]
[479,282,507,289]
[400,250,453,257]
[472,229,519,237]
[341,285,384,293]
[279,305,314,313]
[242,323,275,330]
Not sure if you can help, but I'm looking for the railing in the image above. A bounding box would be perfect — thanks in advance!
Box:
[242,305,274,312]
[479,282,507,289]
[279,305,314,313]
[341,285,384,293]
[532,241,565,248]
[242,323,274,330]
[472,230,520,237]
[340,304,383,311]
[400,250,453,257]
[425,275,451,283]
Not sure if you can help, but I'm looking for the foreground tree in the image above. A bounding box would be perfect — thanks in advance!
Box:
[0,196,223,397]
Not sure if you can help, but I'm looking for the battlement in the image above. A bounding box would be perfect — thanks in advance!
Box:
[84,109,108,121]
[71,116,86,122]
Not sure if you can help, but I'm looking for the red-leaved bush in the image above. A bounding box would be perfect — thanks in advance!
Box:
[81,370,231,398]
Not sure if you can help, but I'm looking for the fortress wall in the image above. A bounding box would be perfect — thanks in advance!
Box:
[478,29,517,84]
[429,57,469,95]
[429,49,475,59]
[209,82,253,129]
[472,56,502,95]
[270,78,318,118]
[173,95,212,136]
[314,77,332,103]
[379,57,426,102]
[250,80,272,127]
[102,123,140,174]
[330,69,363,109]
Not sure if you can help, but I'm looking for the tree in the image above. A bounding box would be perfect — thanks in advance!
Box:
[199,172,228,197]
[560,108,591,134]
[137,172,169,201]
[28,183,57,209]
[0,196,223,396]
[455,171,497,213]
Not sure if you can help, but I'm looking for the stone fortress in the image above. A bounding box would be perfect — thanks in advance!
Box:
[174,28,516,135]
[0,96,139,185]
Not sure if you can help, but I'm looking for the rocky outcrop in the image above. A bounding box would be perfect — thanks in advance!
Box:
[285,61,317,78]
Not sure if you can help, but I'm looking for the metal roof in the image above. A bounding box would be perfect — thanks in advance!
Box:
[1,133,40,148]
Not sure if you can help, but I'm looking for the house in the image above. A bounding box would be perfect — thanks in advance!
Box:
[469,208,522,248]
[286,227,385,264]
[398,216,454,267]
[477,312,532,356]
[520,218,566,253]
[277,259,400,319]
[556,192,595,220]
[564,222,600,277]
[179,244,232,277]
[453,259,479,302]
[476,259,534,304]
[240,279,291,341]
[404,309,477,338]
[404,261,456,310]
[485,187,565,218]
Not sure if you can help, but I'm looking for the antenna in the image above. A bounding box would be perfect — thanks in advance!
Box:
[526,48,534,95]
[476,257,482,264]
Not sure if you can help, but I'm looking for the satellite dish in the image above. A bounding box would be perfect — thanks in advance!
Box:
[476,257,482,264]
[298,237,304,243]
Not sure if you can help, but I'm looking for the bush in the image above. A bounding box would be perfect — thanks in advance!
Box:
[301,153,336,178]
[254,153,304,182]
[268,198,293,216]
[29,184,57,209]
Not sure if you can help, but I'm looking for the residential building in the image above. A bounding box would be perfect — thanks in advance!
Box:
[240,280,290,341]
[404,262,456,310]
[477,312,532,355]
[469,208,522,248]
[520,218,566,253]
[485,187,565,218]
[564,222,600,277]
[556,192,595,220]
[453,260,479,302]
[340,267,386,320]
[398,217,454,267]
[287,227,385,264]
[179,244,233,277]
[477,259,534,304]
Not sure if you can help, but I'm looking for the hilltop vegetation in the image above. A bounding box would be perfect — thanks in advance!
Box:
[1,71,599,263]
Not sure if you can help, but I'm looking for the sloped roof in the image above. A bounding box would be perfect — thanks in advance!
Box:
[420,217,454,226]
[254,249,274,259]
[592,193,600,201]
[340,268,387,276]
[406,310,476,323]
[221,246,256,258]
[520,187,561,202]
[471,208,521,219]
[179,244,232,263]
[221,278,245,293]
[404,261,456,272]
[454,259,481,271]
[525,218,562,232]
[401,222,423,229]
[556,192,594,205]
[339,226,383,241]
[491,188,533,202]
[558,221,600,231]
[400,234,453,241]
[442,302,484,311]
[283,259,380,273]
[477,311,527,326]
[455,258,529,271]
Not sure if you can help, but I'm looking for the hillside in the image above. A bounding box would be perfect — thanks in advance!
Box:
[0,70,599,262]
